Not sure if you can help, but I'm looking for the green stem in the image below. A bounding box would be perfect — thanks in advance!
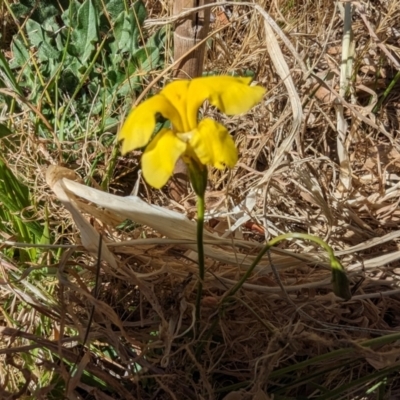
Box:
[195,194,205,326]
[373,70,400,114]
[101,145,119,191]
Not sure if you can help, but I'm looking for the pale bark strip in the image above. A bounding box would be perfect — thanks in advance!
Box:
[335,2,354,193]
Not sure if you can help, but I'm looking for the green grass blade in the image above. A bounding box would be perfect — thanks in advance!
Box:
[0,51,23,95]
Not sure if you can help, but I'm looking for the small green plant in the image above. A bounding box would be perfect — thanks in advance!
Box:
[5,0,165,144]
[0,157,47,261]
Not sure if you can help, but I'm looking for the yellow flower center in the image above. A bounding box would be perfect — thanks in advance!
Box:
[176,131,195,143]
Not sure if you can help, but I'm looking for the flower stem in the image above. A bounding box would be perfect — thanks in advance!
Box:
[195,193,205,326]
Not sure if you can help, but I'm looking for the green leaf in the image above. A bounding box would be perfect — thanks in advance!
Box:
[39,207,51,245]
[147,26,166,50]
[133,27,166,72]
[110,11,134,57]
[133,1,147,30]
[10,0,67,23]
[41,18,63,44]
[0,158,43,240]
[26,19,60,61]
[61,0,79,27]
[0,124,13,139]
[116,76,141,97]
[105,0,126,20]
[10,36,30,69]
[109,1,147,59]
[133,46,160,72]
[0,51,23,95]
[71,0,99,67]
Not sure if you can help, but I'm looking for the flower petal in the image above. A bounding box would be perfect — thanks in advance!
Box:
[141,129,187,189]
[160,80,191,131]
[118,94,182,154]
[187,76,265,124]
[189,118,238,169]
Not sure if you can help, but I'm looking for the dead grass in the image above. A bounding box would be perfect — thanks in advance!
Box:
[2,0,400,398]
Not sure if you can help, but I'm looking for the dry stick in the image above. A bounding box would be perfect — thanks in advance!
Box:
[354,3,400,115]
[0,87,61,164]
[173,0,211,79]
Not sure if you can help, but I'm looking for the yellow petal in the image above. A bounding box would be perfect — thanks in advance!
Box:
[141,129,187,189]
[118,94,182,155]
[189,118,238,169]
[160,80,191,131]
[187,76,265,125]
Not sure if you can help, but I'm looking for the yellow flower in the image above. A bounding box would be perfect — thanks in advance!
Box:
[118,75,265,188]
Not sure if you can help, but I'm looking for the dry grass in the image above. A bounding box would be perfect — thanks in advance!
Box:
[2,0,400,398]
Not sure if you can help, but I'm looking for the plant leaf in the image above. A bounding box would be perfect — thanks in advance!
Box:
[0,124,13,139]
[0,158,43,240]
[109,1,147,59]
[71,0,99,67]
[10,36,30,70]
[26,19,60,61]
[10,0,67,23]
[0,52,23,95]
[105,0,126,20]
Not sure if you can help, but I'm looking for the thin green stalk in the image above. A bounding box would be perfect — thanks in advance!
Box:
[101,145,119,191]
[373,70,400,114]
[188,162,207,329]
[195,193,205,325]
